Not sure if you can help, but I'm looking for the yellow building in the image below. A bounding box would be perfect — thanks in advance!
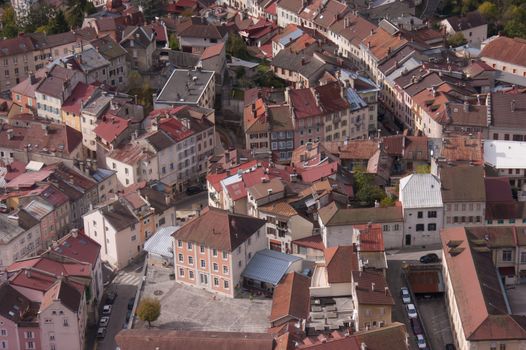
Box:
[61,83,99,132]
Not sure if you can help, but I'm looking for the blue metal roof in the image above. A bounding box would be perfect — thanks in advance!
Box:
[242,249,302,285]
[278,28,304,46]
[144,226,179,258]
[91,168,115,183]
[345,88,367,111]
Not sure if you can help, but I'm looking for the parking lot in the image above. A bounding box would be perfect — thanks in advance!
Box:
[387,247,452,350]
[136,265,272,332]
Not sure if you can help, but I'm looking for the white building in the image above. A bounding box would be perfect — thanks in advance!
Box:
[481,36,526,78]
[441,11,487,47]
[399,174,444,246]
[0,214,41,268]
[484,140,526,189]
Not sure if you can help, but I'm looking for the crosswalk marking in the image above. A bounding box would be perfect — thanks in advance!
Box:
[114,272,142,286]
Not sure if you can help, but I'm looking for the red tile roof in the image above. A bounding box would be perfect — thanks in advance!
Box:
[62,83,98,115]
[324,245,358,283]
[225,181,247,201]
[298,161,338,183]
[481,36,526,68]
[207,160,259,192]
[270,272,310,326]
[292,235,324,251]
[200,42,225,60]
[289,88,322,119]
[50,232,101,266]
[158,117,194,142]
[354,224,384,252]
[352,270,394,305]
[172,207,266,251]
[94,114,130,143]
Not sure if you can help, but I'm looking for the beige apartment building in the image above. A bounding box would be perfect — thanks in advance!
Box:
[173,208,267,298]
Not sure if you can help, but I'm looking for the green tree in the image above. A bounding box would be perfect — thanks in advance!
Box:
[353,168,387,207]
[136,297,161,328]
[380,196,396,207]
[19,4,56,33]
[1,6,18,38]
[66,0,96,28]
[447,32,467,47]
[226,33,250,60]
[47,10,70,34]
[168,34,180,50]
[478,1,498,20]
[415,164,431,174]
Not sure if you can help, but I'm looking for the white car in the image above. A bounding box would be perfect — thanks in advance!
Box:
[102,305,112,315]
[406,303,417,318]
[416,334,427,349]
[99,316,110,327]
[400,287,411,304]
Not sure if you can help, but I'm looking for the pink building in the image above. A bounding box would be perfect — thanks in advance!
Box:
[0,283,41,350]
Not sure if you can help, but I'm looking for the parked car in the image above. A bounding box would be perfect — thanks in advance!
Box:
[127,297,135,310]
[416,334,427,349]
[400,287,411,304]
[420,253,440,264]
[445,344,456,350]
[99,316,110,327]
[410,318,423,335]
[96,327,107,339]
[102,304,112,315]
[406,304,417,318]
[0,203,9,213]
[185,185,203,195]
[106,291,118,304]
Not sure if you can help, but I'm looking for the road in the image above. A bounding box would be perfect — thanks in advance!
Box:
[94,258,145,350]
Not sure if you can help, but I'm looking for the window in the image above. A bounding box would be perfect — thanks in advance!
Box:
[27,342,34,349]
[189,271,194,279]
[200,245,205,253]
[0,330,6,336]
[178,254,183,262]
[200,260,206,268]
[187,242,193,250]
[500,345,506,350]
[0,341,6,349]
[417,211,423,218]
[394,224,400,231]
[63,318,69,327]
[49,333,55,341]
[25,331,33,339]
[214,277,219,286]
[223,266,228,274]
[212,249,217,257]
[224,280,229,289]
[178,240,183,247]
[131,235,136,241]
[222,251,228,260]
[521,252,526,264]
[416,224,425,232]
[428,211,437,218]
[188,256,194,265]
[179,268,184,276]
[238,261,242,267]
[213,263,218,271]
[427,223,437,231]
[502,250,512,262]
[383,225,390,232]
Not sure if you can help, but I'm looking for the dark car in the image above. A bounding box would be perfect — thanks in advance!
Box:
[420,253,440,264]
[185,185,203,195]
[445,344,456,350]
[96,327,107,339]
[106,291,118,304]
[127,297,135,310]
[410,318,423,335]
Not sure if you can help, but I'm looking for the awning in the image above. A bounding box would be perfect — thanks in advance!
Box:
[499,266,516,277]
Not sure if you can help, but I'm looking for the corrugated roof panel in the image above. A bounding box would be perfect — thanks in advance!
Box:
[400,174,443,209]
[242,249,301,285]
[144,226,179,258]
[278,28,304,46]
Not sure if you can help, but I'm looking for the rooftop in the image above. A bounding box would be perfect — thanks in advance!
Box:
[156,69,214,105]
[484,140,526,169]
[318,202,403,226]
[399,174,443,209]
[440,165,486,203]
[242,249,302,286]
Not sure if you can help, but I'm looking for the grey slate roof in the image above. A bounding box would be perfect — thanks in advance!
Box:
[156,69,214,105]
[242,249,301,285]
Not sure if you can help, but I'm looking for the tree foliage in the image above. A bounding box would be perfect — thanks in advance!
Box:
[353,168,387,207]
[447,32,467,47]
[66,0,96,29]
[136,297,161,327]
[47,10,70,34]
[0,6,18,38]
[168,34,180,50]
[127,70,154,113]
[226,33,251,60]
[415,164,431,174]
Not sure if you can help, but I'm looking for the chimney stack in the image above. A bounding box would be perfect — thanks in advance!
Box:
[511,99,516,112]
[371,282,375,291]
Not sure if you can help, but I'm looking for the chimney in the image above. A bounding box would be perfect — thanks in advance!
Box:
[71,228,79,238]
[384,286,389,296]
[511,99,516,112]
[165,194,170,206]
[25,269,31,278]
[6,129,13,140]
[267,189,273,195]
[463,100,469,113]
[371,282,375,291]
